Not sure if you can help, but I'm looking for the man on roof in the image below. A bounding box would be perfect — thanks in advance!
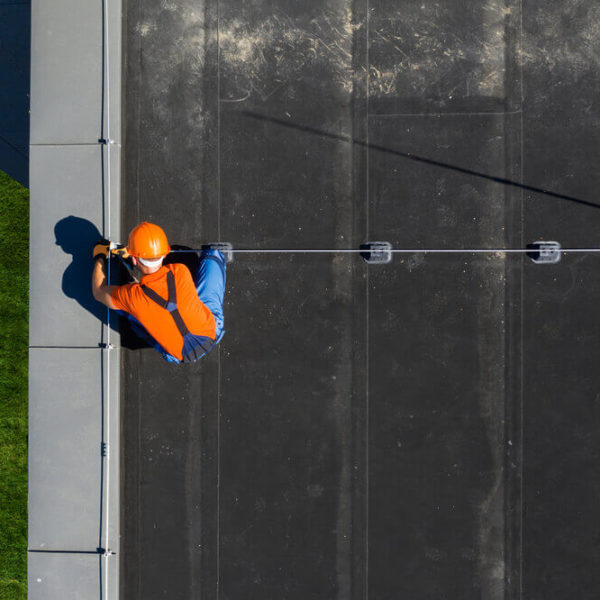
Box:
[91,222,226,364]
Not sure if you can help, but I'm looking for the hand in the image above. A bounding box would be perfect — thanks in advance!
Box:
[93,238,110,261]
[111,243,130,259]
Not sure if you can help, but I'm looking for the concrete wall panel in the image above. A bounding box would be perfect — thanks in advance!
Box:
[29,348,103,550]
[30,0,103,145]
[28,552,100,600]
[29,144,121,348]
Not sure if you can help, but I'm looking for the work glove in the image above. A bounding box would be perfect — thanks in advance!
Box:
[93,238,110,261]
[111,243,130,259]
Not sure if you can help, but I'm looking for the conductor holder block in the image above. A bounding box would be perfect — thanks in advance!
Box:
[360,241,393,264]
[526,241,562,264]
[202,242,234,263]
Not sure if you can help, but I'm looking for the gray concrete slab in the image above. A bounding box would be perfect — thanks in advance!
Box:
[28,552,101,600]
[28,0,123,596]
[28,348,109,551]
[102,0,123,146]
[30,0,103,145]
[29,143,121,348]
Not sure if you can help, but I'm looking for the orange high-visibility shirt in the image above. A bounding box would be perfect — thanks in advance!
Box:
[111,263,216,360]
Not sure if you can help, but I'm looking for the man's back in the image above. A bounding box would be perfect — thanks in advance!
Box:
[111,263,216,360]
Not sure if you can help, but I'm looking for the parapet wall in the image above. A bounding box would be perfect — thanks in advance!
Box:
[28,1,122,598]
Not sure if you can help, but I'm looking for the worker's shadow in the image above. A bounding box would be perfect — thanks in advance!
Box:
[55,216,201,350]
[164,245,200,275]
[55,216,147,349]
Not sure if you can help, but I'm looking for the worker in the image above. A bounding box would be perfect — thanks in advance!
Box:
[91,222,226,363]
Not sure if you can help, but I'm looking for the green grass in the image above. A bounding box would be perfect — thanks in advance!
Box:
[0,170,29,600]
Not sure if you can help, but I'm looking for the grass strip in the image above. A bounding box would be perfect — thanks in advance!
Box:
[0,170,29,600]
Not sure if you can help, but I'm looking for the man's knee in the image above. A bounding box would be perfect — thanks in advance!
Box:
[201,249,226,267]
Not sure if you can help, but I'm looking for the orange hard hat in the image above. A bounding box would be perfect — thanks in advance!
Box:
[127,222,171,259]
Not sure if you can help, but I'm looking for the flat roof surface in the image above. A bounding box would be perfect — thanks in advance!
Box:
[121,0,600,598]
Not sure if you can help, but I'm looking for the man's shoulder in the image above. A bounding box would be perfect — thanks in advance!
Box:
[112,281,140,299]
[110,281,141,311]
[169,262,194,283]
[116,281,140,292]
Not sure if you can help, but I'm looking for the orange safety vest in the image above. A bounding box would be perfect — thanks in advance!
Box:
[111,264,216,361]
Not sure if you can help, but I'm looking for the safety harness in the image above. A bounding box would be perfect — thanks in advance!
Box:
[140,270,215,363]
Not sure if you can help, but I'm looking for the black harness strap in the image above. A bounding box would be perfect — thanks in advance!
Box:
[140,283,168,309]
[141,271,190,338]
